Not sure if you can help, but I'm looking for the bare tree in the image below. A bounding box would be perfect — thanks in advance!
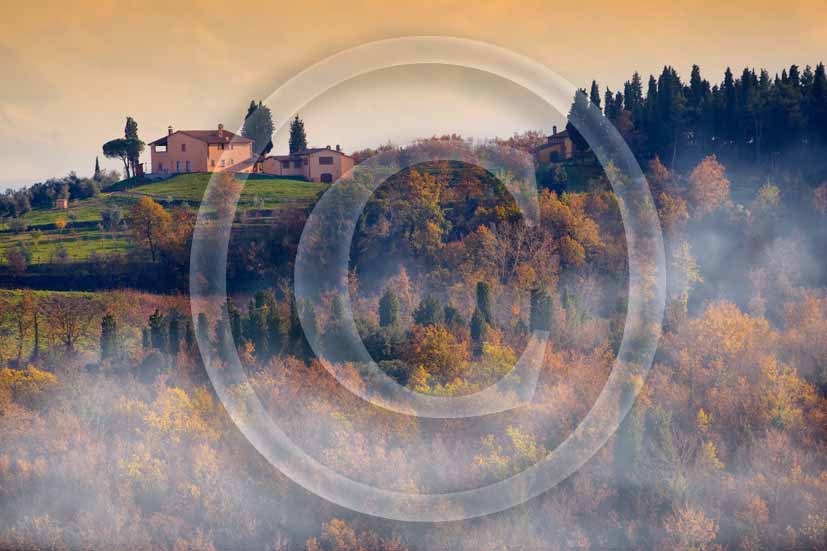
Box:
[42,294,99,352]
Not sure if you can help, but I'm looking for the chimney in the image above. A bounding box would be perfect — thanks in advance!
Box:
[553,125,557,135]
[336,144,341,152]
[168,125,173,135]
[217,123,224,137]
[326,144,331,149]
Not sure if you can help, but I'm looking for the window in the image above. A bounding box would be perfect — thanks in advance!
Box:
[320,173,333,183]
[319,156,334,165]
[221,159,226,168]
[175,160,180,172]
[181,143,187,152]
[157,162,163,171]
[281,160,290,169]
[211,160,216,168]
[185,160,191,172]
[293,160,302,168]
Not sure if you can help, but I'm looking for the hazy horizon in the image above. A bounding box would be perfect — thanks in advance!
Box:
[2,0,825,189]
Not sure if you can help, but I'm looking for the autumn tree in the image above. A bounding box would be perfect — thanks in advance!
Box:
[688,155,730,217]
[812,182,827,215]
[42,294,98,352]
[406,324,468,383]
[129,196,171,262]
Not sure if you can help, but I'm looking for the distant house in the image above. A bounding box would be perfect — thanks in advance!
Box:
[535,126,574,164]
[148,124,254,175]
[55,197,69,210]
[149,123,353,183]
[261,145,354,183]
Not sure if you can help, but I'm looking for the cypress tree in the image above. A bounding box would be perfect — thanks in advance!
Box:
[379,288,399,327]
[589,80,602,109]
[530,285,552,332]
[475,281,493,324]
[413,295,444,327]
[100,313,118,361]
[227,300,242,344]
[197,313,210,344]
[184,320,195,350]
[470,308,487,357]
[289,115,307,154]
[148,309,166,352]
[167,311,181,357]
[241,100,274,156]
[142,326,151,350]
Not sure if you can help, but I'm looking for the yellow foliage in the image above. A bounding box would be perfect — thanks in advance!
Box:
[478,341,517,383]
[119,449,166,486]
[0,366,58,409]
[699,440,724,472]
[696,408,712,435]
[761,356,815,430]
[475,426,546,481]
[144,386,219,443]
[664,506,718,550]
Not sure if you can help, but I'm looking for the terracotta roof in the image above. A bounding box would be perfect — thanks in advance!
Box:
[265,147,351,160]
[149,129,253,146]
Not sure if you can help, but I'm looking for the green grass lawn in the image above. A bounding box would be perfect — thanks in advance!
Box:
[1,173,324,266]
[129,173,325,206]
[0,229,132,264]
[6,195,137,230]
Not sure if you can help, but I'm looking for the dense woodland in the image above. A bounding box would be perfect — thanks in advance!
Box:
[2,63,827,550]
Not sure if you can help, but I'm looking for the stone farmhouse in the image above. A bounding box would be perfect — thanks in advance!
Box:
[148,123,354,183]
[534,126,574,165]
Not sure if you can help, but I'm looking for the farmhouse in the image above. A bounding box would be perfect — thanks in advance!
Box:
[260,145,354,183]
[534,126,574,164]
[149,124,353,183]
[149,124,254,175]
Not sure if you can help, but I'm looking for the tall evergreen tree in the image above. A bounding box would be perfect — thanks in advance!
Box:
[93,156,102,181]
[379,288,400,327]
[167,311,181,357]
[289,115,308,154]
[241,100,274,156]
[123,116,144,176]
[589,80,602,109]
[148,309,166,352]
[475,281,493,324]
[470,308,487,357]
[413,295,444,327]
[100,313,118,361]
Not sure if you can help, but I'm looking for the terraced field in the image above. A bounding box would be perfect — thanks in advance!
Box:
[1,172,325,266]
[129,173,324,206]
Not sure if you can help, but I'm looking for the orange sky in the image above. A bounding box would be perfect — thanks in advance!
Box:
[2,0,825,187]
